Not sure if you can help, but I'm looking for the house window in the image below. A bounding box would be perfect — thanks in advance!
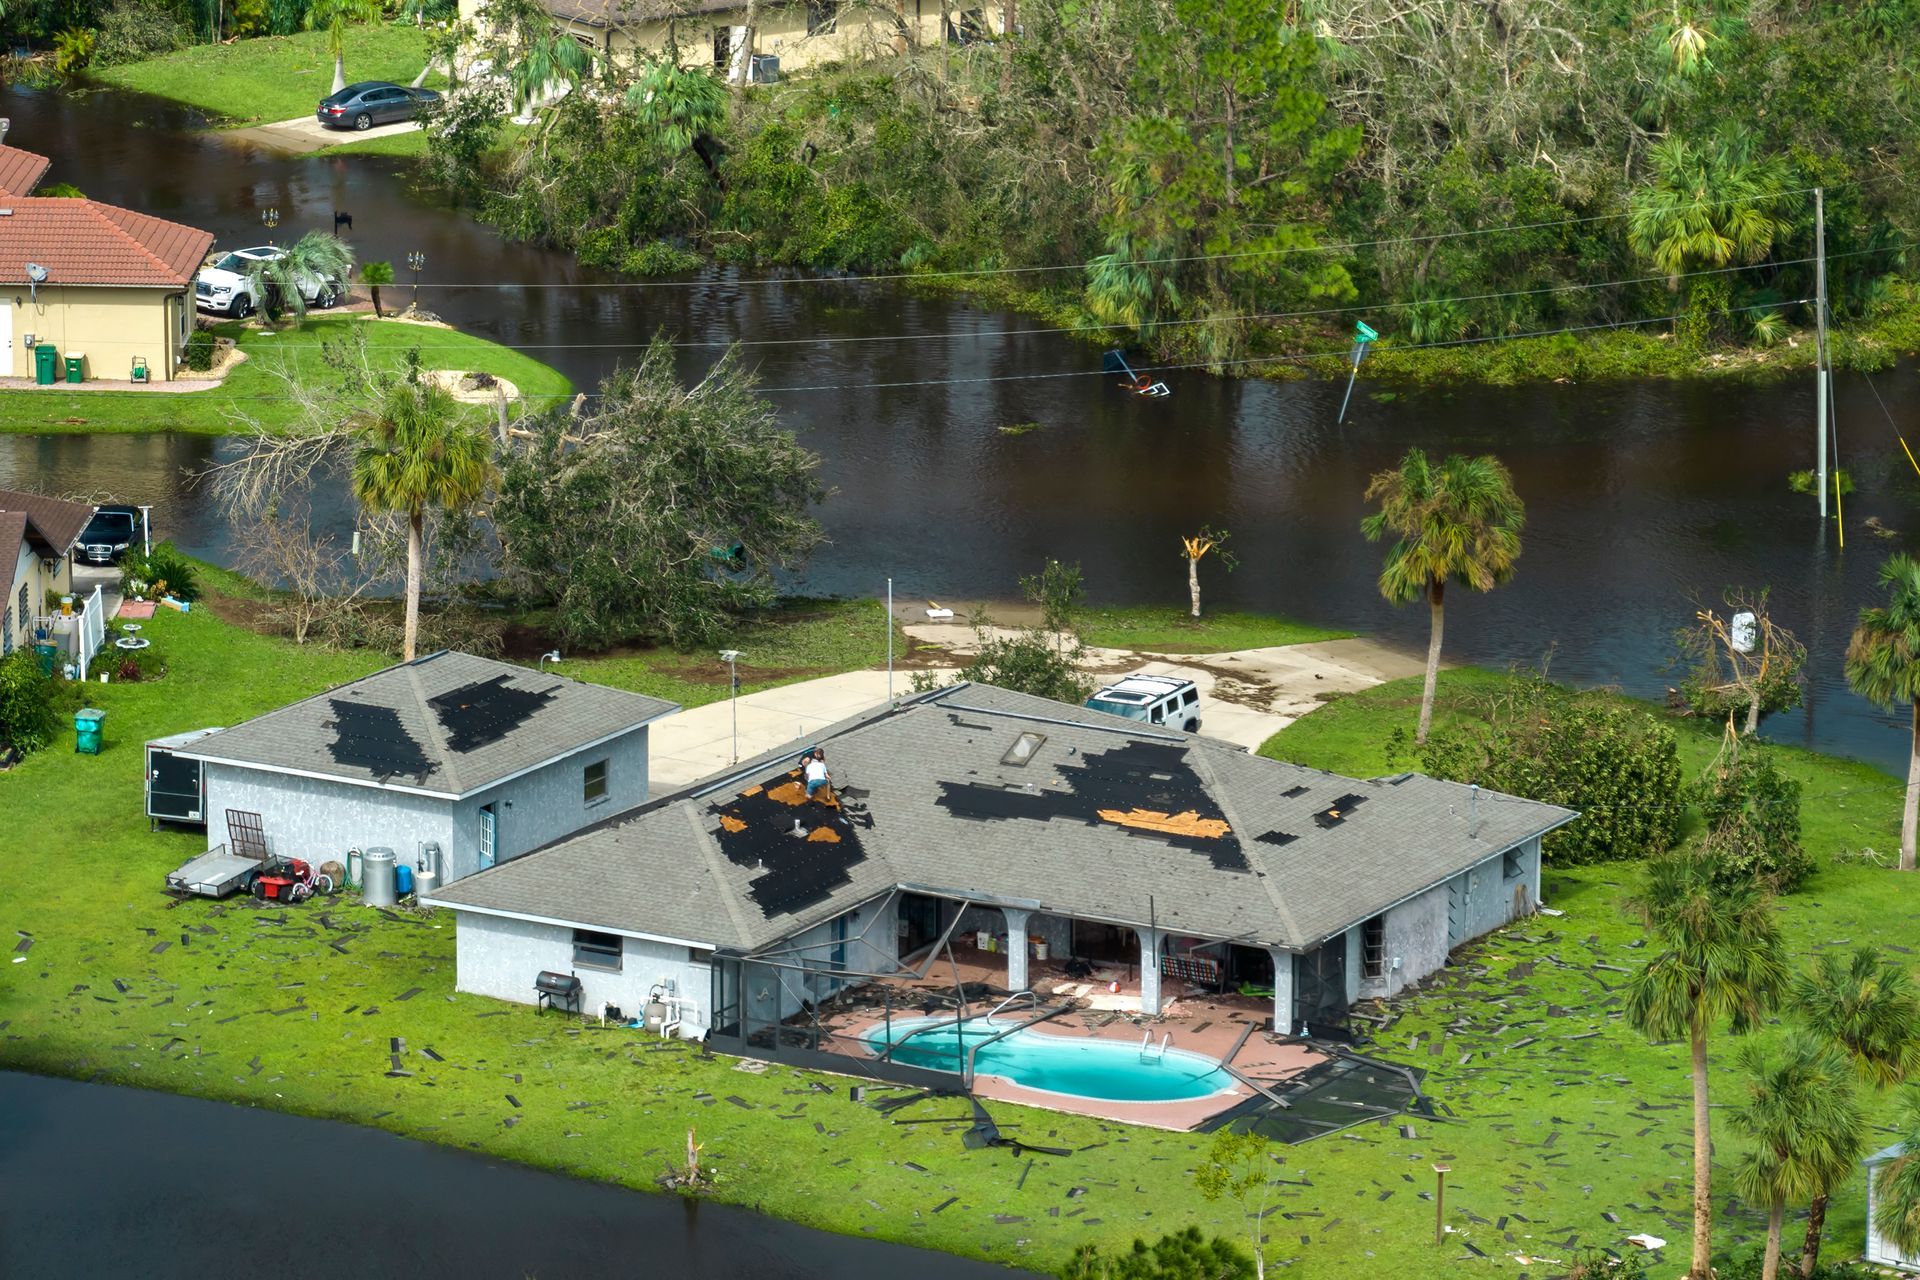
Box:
[688,946,714,965]
[573,928,623,971]
[1361,915,1386,980]
[712,25,730,70]
[806,0,837,35]
[583,759,609,804]
[1,604,11,656]
[1503,847,1525,879]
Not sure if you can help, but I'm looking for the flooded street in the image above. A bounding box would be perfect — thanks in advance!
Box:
[2,84,1916,770]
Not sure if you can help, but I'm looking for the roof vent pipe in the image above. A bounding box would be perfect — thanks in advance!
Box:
[0,119,10,146]
[1468,784,1481,839]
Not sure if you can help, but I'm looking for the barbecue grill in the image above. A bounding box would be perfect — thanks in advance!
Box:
[535,970,582,1016]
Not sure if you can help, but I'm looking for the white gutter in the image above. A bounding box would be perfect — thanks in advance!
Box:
[418,897,718,952]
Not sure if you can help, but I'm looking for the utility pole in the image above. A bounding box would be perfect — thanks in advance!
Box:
[886,578,894,702]
[1815,187,1829,520]
[719,649,742,763]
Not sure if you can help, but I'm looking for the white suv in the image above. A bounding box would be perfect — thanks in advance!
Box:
[195,246,343,317]
[1085,673,1202,732]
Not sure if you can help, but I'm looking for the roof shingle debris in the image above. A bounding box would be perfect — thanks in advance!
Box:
[429,683,1576,954]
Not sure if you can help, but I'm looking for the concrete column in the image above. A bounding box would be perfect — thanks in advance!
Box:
[1266,947,1295,1035]
[1137,927,1167,1015]
[1001,907,1033,993]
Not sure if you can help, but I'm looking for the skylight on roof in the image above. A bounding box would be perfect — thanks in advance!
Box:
[1001,731,1047,767]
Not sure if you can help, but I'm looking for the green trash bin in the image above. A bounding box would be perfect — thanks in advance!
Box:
[32,642,57,675]
[64,353,85,384]
[34,344,58,385]
[74,708,105,755]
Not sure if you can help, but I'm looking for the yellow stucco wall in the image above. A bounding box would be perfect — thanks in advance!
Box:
[465,0,1005,76]
[2,285,188,383]
[4,539,73,656]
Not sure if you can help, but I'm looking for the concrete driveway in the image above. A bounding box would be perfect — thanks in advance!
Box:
[225,115,421,154]
[643,627,1426,792]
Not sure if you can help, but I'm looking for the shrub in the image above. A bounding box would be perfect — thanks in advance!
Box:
[0,649,59,754]
[122,542,199,603]
[1420,673,1686,864]
[184,329,216,372]
[93,0,191,67]
[621,241,703,276]
[1695,747,1811,892]
[1060,1226,1255,1279]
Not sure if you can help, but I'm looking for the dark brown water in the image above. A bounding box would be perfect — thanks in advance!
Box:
[0,1072,1034,1278]
[3,84,1917,773]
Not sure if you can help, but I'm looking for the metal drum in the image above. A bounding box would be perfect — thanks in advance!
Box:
[361,847,396,907]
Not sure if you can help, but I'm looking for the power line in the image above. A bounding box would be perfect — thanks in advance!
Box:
[389,177,1897,291]
[217,247,1900,359]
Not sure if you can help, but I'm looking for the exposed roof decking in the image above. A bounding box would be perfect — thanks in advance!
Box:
[430,684,1574,952]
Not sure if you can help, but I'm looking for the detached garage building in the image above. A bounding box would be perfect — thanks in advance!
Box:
[176,651,676,884]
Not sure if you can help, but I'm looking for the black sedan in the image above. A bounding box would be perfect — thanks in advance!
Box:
[316,81,441,131]
[79,505,141,565]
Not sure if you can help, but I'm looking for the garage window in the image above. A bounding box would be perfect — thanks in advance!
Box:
[1503,847,1525,880]
[583,759,609,805]
[573,929,622,971]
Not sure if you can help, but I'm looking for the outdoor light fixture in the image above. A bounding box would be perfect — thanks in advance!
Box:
[538,650,561,671]
[407,251,426,310]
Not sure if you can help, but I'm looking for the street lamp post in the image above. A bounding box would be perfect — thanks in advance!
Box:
[1432,1163,1451,1245]
[261,208,280,244]
[407,251,425,311]
[719,649,742,763]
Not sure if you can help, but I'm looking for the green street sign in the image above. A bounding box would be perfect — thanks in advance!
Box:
[1355,320,1379,343]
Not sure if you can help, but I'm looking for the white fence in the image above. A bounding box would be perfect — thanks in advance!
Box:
[75,584,104,681]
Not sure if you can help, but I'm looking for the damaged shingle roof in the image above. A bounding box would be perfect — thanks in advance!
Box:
[179,650,677,797]
[429,683,1575,952]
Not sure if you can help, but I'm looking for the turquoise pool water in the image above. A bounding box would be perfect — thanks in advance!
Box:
[864,1018,1236,1103]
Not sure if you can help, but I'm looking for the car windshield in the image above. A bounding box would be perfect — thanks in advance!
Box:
[1087,697,1151,721]
[85,513,134,540]
[212,253,252,273]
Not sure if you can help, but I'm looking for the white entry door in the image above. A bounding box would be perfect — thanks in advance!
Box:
[478,804,497,870]
[0,304,14,378]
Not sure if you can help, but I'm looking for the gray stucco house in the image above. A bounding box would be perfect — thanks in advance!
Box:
[177,651,677,886]
[426,682,1574,1040]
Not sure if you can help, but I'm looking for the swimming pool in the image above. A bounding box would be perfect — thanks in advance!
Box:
[864,1017,1237,1103]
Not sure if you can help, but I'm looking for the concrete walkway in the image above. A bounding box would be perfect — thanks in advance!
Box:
[645,627,1425,791]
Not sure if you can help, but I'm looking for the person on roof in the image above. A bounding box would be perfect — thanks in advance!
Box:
[803,747,831,798]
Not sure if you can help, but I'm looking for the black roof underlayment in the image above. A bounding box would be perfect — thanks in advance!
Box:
[709,768,876,919]
[428,674,559,753]
[324,699,433,785]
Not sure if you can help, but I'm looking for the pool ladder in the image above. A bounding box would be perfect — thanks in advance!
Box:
[1139,1031,1171,1063]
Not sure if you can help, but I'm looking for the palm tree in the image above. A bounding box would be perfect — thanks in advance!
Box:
[361,260,394,318]
[1729,1037,1865,1280]
[1789,948,1920,1276]
[1627,130,1799,285]
[1876,1088,1920,1262]
[350,379,495,661]
[304,0,383,96]
[1845,553,1920,872]
[1360,448,1525,744]
[244,232,355,328]
[1626,850,1790,1280]
[627,60,728,182]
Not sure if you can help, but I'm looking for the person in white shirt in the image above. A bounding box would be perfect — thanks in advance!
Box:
[803,748,831,798]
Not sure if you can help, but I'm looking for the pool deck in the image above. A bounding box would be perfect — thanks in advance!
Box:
[817,943,1327,1130]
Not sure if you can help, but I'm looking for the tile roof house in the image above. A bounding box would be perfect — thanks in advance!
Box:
[175,651,679,883]
[0,142,212,383]
[427,683,1575,1046]
[0,486,93,659]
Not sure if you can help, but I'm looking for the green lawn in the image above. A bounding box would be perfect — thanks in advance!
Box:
[1078,607,1353,654]
[94,26,439,126]
[3,618,1912,1276]
[557,598,908,710]
[0,317,571,434]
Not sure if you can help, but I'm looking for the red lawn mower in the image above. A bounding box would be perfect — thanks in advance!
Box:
[251,856,318,904]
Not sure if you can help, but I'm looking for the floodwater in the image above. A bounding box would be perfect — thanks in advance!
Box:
[0,1072,1033,1278]
[2,85,1918,771]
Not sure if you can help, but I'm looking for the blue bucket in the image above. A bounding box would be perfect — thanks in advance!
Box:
[394,862,414,896]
